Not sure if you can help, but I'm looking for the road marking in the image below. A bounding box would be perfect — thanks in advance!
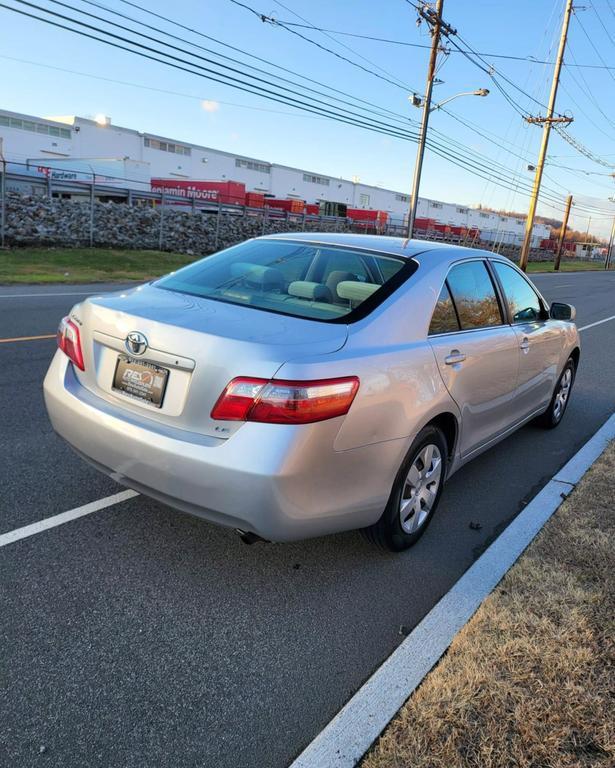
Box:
[0,291,99,298]
[0,490,139,548]
[290,412,615,768]
[578,314,615,332]
[0,334,56,344]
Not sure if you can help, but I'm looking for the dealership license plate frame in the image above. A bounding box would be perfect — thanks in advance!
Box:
[112,354,170,408]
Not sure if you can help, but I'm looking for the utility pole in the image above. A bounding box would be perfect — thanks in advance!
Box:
[554,194,572,271]
[406,0,451,239]
[518,0,574,272]
[605,216,615,270]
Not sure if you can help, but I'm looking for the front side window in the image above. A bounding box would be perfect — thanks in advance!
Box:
[429,284,460,335]
[446,261,503,330]
[493,261,542,323]
[156,239,409,322]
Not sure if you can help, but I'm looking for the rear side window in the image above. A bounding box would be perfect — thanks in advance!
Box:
[429,284,460,335]
[492,261,543,323]
[156,239,409,322]
[446,261,503,330]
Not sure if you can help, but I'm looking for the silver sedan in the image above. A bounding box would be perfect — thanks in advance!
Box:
[44,234,580,550]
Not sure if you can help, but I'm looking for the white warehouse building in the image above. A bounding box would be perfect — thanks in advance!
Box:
[0,108,550,245]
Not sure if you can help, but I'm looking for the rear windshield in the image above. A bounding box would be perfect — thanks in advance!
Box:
[156,239,411,322]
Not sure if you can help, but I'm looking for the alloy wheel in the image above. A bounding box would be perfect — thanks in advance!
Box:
[399,444,443,534]
[553,367,572,422]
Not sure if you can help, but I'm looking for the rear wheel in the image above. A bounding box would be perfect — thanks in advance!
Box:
[536,358,575,429]
[363,425,448,551]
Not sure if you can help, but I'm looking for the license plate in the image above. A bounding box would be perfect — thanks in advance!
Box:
[112,355,169,408]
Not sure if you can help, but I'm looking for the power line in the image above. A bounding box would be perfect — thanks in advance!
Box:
[1,0,591,214]
[253,18,615,69]
[590,1,615,48]
[65,0,574,204]
[565,41,615,129]
[553,124,615,168]
[446,33,553,114]
[14,0,419,140]
[112,0,416,128]
[269,0,410,89]
[106,0,587,208]
[559,77,615,141]
[227,0,417,92]
[1,3,422,147]
[574,9,615,86]
[71,0,417,130]
[403,0,558,116]
[0,53,335,120]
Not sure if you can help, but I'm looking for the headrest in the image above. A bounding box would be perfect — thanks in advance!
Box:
[325,270,355,292]
[230,262,283,290]
[288,281,333,303]
[336,281,380,302]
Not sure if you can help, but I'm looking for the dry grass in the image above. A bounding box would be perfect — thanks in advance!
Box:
[526,260,608,273]
[363,443,615,768]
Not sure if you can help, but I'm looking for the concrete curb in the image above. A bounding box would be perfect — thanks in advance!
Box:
[290,412,615,768]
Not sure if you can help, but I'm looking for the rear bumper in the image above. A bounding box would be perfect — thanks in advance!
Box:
[43,351,407,541]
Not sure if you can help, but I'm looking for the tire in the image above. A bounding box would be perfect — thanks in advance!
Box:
[363,425,448,552]
[536,357,576,429]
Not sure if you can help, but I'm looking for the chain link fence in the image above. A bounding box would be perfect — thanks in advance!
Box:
[1,160,611,267]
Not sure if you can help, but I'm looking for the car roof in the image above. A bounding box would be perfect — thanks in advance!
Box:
[260,232,494,262]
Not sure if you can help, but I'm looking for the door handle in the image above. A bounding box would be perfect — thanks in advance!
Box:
[520,337,530,352]
[444,350,466,365]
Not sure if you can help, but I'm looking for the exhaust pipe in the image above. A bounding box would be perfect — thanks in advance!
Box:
[235,528,269,545]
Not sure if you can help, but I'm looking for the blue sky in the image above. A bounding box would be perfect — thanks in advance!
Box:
[1,0,615,236]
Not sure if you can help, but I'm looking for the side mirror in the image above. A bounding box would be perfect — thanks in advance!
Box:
[550,302,576,322]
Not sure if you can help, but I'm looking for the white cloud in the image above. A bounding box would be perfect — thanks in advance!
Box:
[201,100,220,113]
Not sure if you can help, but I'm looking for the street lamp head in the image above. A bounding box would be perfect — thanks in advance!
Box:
[474,88,490,97]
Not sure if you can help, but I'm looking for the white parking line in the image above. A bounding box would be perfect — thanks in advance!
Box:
[290,412,615,768]
[0,490,139,548]
[578,314,615,332]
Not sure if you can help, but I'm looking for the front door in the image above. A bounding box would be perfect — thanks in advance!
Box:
[428,260,520,458]
[491,261,561,418]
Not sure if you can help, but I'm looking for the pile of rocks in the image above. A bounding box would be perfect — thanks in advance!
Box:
[2,192,354,253]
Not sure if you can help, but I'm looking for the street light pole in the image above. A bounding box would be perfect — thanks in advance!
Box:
[406,0,444,240]
[431,88,490,111]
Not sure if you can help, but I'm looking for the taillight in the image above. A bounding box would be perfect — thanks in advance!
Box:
[211,376,359,424]
[57,316,85,371]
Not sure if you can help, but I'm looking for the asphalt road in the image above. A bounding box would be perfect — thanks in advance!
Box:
[1,271,615,768]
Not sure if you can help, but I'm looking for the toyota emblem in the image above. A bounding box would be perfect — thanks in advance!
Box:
[125,331,148,356]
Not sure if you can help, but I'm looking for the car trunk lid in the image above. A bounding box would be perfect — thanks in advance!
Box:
[71,284,348,438]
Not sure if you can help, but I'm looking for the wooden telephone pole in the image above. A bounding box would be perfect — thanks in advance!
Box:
[406,0,452,239]
[554,194,572,271]
[518,0,574,272]
[605,216,615,270]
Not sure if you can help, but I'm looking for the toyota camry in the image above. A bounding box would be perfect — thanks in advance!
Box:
[44,233,579,550]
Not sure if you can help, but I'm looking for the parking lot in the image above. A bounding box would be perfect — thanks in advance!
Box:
[2,270,615,768]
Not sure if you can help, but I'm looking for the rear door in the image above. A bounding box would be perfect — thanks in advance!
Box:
[428,259,520,458]
[491,260,562,417]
